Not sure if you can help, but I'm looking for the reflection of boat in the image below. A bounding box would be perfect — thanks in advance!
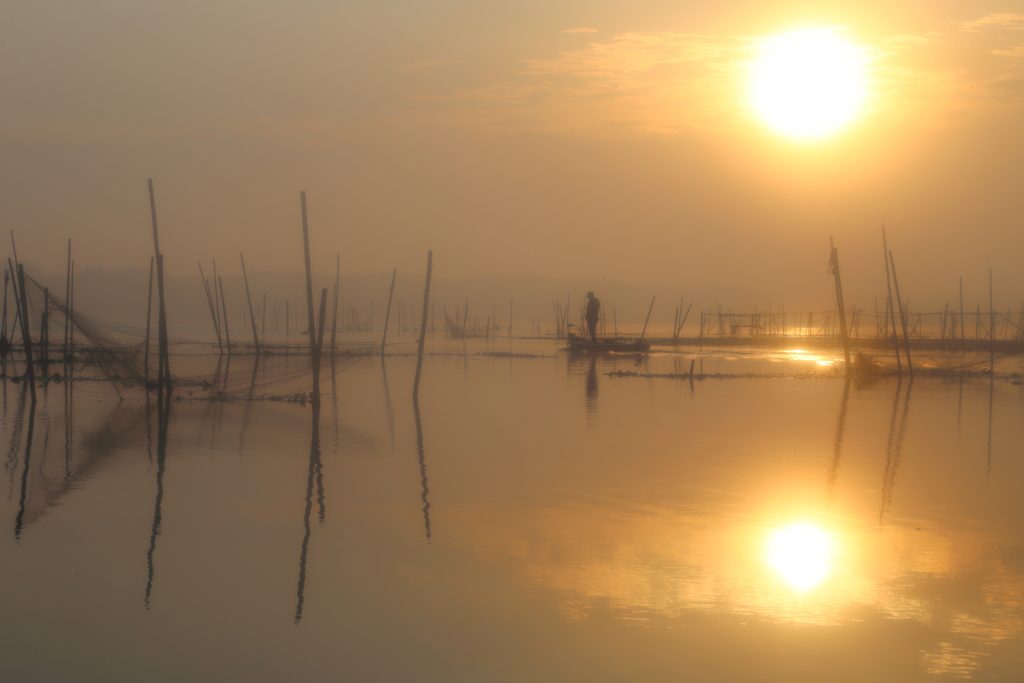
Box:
[566,332,650,353]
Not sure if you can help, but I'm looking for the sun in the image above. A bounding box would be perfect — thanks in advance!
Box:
[749,28,868,139]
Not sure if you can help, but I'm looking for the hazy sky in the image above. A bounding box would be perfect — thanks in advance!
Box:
[3,0,1023,310]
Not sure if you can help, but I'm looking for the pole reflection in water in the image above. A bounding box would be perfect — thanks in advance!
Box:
[826,376,851,500]
[412,394,431,542]
[5,385,27,491]
[211,353,231,446]
[957,372,964,439]
[237,355,260,454]
[880,378,912,525]
[294,396,323,624]
[330,356,339,455]
[585,356,598,421]
[63,374,74,480]
[987,376,994,477]
[144,388,171,609]
[13,395,37,540]
[381,357,395,453]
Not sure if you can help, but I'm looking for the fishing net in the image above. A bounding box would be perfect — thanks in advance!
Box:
[10,274,375,400]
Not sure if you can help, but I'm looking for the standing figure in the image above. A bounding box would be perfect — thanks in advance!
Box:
[585,291,600,342]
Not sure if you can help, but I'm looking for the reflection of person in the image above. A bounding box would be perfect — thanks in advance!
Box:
[585,291,600,342]
[585,356,598,415]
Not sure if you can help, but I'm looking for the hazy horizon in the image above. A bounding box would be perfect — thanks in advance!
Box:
[3,1,1023,313]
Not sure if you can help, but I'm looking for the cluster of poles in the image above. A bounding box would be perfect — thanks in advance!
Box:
[827,227,1000,376]
[0,234,80,405]
[441,300,514,340]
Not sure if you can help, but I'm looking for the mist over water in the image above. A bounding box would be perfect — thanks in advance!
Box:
[3,340,1024,682]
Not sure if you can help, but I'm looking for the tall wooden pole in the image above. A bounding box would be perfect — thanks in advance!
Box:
[313,288,328,399]
[989,267,995,374]
[63,239,71,362]
[330,253,339,356]
[144,257,154,381]
[218,275,232,354]
[829,237,852,374]
[381,268,396,355]
[412,251,433,400]
[959,276,966,355]
[8,259,22,361]
[198,262,222,354]
[300,193,315,344]
[18,265,36,402]
[148,180,170,389]
[1,269,7,377]
[69,260,74,369]
[2,269,7,343]
[240,253,260,355]
[882,227,902,374]
[212,259,222,342]
[639,295,656,343]
[300,192,317,363]
[889,251,913,376]
[316,288,328,356]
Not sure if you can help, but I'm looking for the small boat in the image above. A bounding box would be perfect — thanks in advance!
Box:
[566,332,650,353]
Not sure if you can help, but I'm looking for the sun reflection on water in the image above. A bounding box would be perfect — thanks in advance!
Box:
[766,523,833,590]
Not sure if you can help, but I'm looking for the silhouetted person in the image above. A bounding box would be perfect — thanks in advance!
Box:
[585,291,600,342]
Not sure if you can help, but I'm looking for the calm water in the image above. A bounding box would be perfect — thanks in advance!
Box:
[3,340,1024,682]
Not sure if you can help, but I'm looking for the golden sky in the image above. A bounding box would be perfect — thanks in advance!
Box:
[2,0,1022,308]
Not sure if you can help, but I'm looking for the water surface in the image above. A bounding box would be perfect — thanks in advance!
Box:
[3,341,1024,682]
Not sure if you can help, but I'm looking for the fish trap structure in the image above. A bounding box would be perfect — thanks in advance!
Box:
[7,273,371,400]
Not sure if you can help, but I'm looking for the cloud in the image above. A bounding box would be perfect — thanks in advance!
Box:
[421,31,851,136]
[992,45,1024,57]
[961,14,1024,32]
[563,28,599,34]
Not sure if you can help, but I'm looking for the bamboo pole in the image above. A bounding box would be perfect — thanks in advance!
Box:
[1,269,7,376]
[69,260,74,369]
[882,227,902,374]
[330,253,339,356]
[413,251,433,400]
[829,237,852,374]
[990,267,995,373]
[148,180,170,389]
[639,295,656,343]
[240,253,260,355]
[63,239,71,362]
[959,276,966,353]
[678,302,692,338]
[8,259,21,364]
[145,257,154,381]
[315,287,328,397]
[212,259,222,340]
[300,192,319,396]
[18,265,35,402]
[381,268,396,354]
[888,251,913,376]
[2,269,7,343]
[218,275,232,354]
[197,264,220,356]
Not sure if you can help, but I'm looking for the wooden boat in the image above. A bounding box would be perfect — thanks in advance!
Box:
[566,332,650,353]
